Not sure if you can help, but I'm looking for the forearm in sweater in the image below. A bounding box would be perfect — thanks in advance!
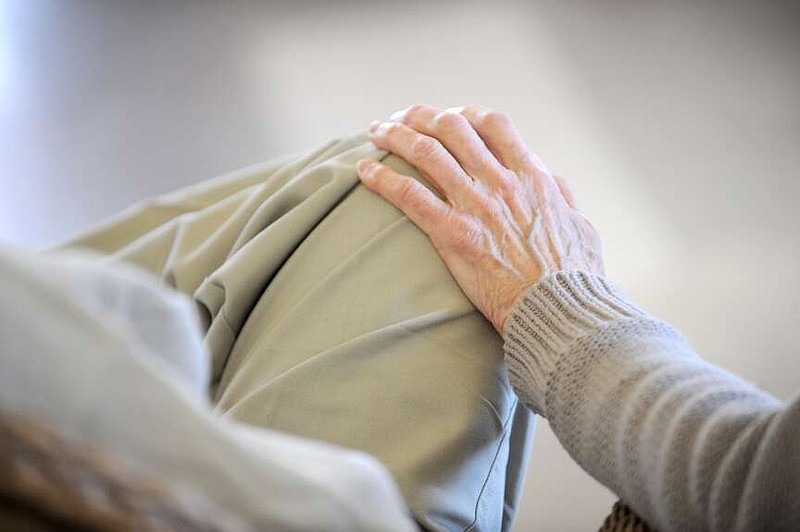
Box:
[503,270,800,532]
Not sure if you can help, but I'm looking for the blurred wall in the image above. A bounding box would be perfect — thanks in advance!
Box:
[1,1,799,530]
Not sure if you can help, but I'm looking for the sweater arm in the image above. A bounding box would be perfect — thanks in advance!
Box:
[503,270,800,532]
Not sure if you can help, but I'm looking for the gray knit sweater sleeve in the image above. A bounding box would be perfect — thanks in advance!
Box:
[503,270,800,532]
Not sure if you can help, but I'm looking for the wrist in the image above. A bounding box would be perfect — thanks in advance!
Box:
[502,270,647,415]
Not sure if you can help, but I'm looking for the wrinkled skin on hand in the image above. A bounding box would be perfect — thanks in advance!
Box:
[357,104,604,335]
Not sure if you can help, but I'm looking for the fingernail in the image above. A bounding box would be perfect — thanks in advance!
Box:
[368,121,381,134]
[445,106,464,114]
[357,159,375,177]
[389,108,406,121]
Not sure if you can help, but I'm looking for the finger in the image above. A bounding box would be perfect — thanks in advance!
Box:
[368,120,475,206]
[553,174,579,209]
[458,104,543,174]
[391,104,509,187]
[356,159,450,238]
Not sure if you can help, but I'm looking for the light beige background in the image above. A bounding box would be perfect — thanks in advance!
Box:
[1,1,798,530]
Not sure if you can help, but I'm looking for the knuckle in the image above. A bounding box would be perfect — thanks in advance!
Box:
[410,135,441,162]
[483,110,512,129]
[384,121,402,135]
[472,195,497,220]
[404,103,428,120]
[518,150,538,170]
[395,179,420,206]
[462,103,483,116]
[434,111,468,133]
[495,170,518,197]
[450,221,482,253]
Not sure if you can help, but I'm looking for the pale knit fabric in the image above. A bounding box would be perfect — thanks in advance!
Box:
[503,270,800,532]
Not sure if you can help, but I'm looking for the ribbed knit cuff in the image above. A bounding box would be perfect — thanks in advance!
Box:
[503,270,648,416]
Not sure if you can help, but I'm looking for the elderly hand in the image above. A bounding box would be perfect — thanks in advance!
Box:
[357,104,604,335]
